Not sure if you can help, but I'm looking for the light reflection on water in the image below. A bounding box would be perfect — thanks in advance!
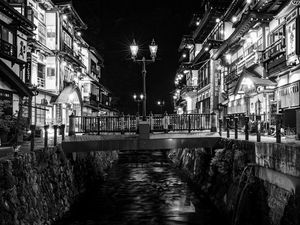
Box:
[54,158,226,225]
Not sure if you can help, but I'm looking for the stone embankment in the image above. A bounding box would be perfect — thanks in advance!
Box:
[169,139,300,225]
[0,146,118,225]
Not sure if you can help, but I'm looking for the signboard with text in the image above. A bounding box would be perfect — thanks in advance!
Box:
[286,9,299,65]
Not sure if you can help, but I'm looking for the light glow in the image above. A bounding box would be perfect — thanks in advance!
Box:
[130,39,139,58]
[232,16,237,23]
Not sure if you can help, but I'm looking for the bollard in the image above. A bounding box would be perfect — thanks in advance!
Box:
[164,111,169,133]
[136,112,140,134]
[219,118,222,136]
[188,114,191,133]
[60,124,65,141]
[97,117,100,135]
[53,125,58,146]
[68,114,75,136]
[44,125,49,149]
[149,112,154,133]
[226,117,230,138]
[245,116,249,141]
[234,117,238,139]
[30,125,36,151]
[256,115,261,142]
[210,112,217,132]
[276,114,282,143]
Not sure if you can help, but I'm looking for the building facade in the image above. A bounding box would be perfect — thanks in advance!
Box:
[174,0,298,132]
[1,0,117,134]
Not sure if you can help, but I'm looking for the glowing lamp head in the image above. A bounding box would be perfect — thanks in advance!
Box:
[204,47,209,51]
[130,39,139,59]
[140,94,144,100]
[62,14,68,20]
[216,18,220,23]
[149,39,158,59]
[225,54,232,62]
[76,31,82,36]
[133,94,137,100]
[232,16,238,23]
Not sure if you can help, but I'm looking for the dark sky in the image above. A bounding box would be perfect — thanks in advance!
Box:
[72,0,203,114]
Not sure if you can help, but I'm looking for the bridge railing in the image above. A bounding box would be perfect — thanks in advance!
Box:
[69,113,213,135]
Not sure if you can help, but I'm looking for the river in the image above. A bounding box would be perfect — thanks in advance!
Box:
[54,150,227,225]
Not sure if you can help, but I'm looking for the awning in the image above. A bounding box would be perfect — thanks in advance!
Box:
[55,85,82,105]
[0,60,32,97]
[233,67,276,95]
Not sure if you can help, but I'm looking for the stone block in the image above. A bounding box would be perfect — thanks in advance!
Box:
[138,122,150,139]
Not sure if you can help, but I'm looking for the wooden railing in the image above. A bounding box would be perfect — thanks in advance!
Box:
[0,39,17,58]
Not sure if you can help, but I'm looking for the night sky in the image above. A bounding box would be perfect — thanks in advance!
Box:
[72,0,203,114]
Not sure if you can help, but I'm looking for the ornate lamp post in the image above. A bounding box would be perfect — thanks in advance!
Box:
[130,39,158,120]
[133,93,144,115]
[157,100,165,114]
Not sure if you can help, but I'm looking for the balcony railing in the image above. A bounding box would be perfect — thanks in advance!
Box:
[37,77,45,88]
[0,39,17,58]
[62,43,74,56]
[225,70,238,84]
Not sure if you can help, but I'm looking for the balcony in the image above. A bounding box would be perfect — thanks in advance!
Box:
[225,70,239,84]
[61,43,85,68]
[261,39,287,75]
[37,77,45,88]
[84,93,99,108]
[0,39,17,59]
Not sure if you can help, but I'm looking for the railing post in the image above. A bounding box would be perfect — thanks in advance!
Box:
[188,114,191,133]
[234,117,238,139]
[68,114,75,136]
[127,114,131,132]
[226,117,230,138]
[97,117,100,135]
[149,112,153,133]
[120,113,125,134]
[30,125,35,151]
[276,113,282,143]
[219,118,222,136]
[210,112,217,132]
[164,111,169,133]
[256,115,261,142]
[136,113,140,134]
[44,125,49,149]
[245,116,249,141]
[53,125,58,146]
[60,124,65,141]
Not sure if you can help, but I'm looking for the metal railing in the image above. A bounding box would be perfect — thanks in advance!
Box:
[70,113,212,134]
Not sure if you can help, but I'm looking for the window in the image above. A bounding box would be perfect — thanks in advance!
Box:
[270,25,285,45]
[37,63,45,87]
[38,22,46,45]
[47,67,55,76]
[82,83,89,93]
[63,31,72,48]
[0,25,14,44]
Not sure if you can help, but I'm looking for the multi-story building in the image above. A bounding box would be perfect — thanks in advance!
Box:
[0,0,34,120]
[174,0,231,115]
[175,0,298,132]
[3,0,117,132]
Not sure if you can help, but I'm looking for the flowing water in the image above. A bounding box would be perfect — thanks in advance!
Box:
[54,150,227,225]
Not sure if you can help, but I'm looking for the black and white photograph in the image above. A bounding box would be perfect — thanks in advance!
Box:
[0,0,300,224]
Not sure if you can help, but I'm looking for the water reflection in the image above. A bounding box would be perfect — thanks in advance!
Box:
[54,155,227,225]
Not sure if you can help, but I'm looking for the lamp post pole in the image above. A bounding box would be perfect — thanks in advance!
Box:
[130,39,158,121]
[142,57,147,120]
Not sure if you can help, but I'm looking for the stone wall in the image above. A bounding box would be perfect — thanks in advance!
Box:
[169,139,300,225]
[0,146,118,225]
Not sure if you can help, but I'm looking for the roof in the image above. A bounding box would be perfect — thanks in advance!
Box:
[0,60,32,97]
[54,1,87,29]
[55,84,82,105]
[233,67,276,95]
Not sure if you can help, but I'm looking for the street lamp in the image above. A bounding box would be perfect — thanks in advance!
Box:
[133,93,144,115]
[157,100,165,114]
[130,38,158,120]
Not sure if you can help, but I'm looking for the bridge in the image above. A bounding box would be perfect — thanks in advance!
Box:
[63,113,218,153]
